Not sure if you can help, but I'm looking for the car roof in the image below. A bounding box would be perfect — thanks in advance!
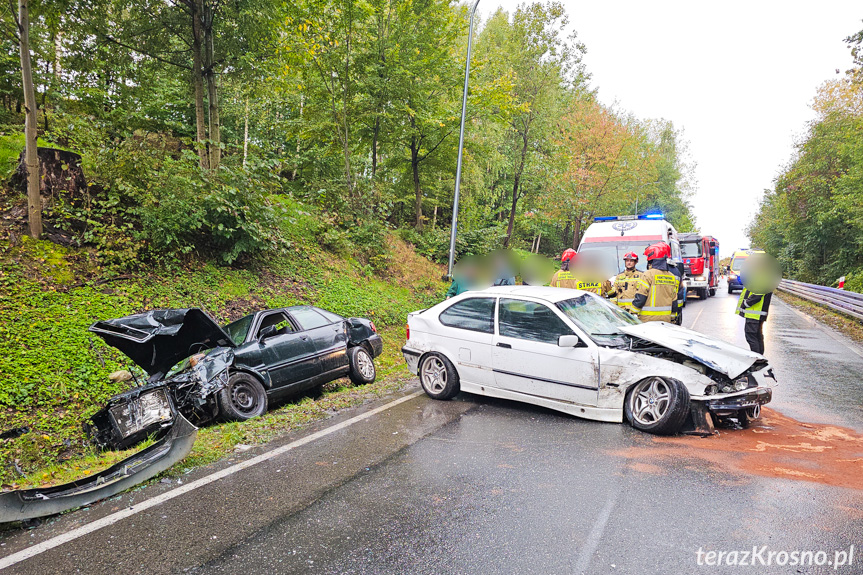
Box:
[463,285,591,304]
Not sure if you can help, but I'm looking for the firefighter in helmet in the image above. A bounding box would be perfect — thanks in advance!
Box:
[612,252,645,311]
[631,242,683,322]
[550,249,578,288]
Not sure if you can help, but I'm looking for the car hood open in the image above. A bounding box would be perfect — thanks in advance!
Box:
[619,322,763,379]
[89,308,235,378]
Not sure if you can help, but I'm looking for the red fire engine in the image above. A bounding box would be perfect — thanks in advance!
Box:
[679,233,720,299]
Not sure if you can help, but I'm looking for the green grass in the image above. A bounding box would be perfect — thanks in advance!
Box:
[0,133,65,181]
[0,232,444,487]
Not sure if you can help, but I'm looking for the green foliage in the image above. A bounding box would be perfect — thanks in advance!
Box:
[413,224,507,263]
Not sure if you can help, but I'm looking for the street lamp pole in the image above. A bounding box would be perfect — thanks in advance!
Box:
[447,0,480,278]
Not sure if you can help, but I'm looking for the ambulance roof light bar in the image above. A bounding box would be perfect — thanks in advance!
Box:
[593,212,665,222]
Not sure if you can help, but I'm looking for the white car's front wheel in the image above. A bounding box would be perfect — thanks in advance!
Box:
[419,353,460,400]
[624,376,690,435]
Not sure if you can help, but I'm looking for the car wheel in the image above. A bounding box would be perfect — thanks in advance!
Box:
[348,346,376,385]
[218,372,268,422]
[624,377,690,435]
[709,287,716,297]
[419,353,460,400]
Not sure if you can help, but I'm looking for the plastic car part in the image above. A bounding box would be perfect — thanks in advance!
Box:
[0,413,197,523]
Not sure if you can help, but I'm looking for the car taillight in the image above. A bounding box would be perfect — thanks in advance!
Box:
[370,321,377,333]
[406,323,410,340]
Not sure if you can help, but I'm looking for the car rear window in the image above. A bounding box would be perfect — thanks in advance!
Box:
[316,308,344,323]
[498,299,572,344]
[290,307,331,330]
[439,297,495,334]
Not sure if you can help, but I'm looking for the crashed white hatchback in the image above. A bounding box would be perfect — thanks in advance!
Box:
[402,286,775,435]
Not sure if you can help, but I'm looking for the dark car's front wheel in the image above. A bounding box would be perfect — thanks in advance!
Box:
[419,353,460,400]
[218,372,268,421]
[348,346,376,385]
[624,377,689,435]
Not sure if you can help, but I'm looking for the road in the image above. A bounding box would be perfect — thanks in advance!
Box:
[2,281,863,574]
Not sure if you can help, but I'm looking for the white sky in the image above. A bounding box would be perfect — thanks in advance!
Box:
[479,1,862,258]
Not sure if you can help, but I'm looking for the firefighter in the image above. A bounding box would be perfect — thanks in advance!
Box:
[612,252,645,311]
[550,249,578,288]
[631,242,684,322]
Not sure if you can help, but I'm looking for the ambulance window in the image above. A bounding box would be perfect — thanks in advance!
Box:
[670,241,681,261]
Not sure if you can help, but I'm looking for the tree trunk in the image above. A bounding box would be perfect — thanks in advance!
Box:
[18,0,41,238]
[292,95,303,180]
[411,133,423,231]
[371,115,380,177]
[203,1,220,171]
[503,134,530,248]
[191,0,208,170]
[242,96,249,167]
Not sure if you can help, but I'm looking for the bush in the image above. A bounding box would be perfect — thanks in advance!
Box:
[414,225,506,263]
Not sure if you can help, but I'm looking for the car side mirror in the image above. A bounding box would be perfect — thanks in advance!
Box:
[558,335,581,348]
[259,325,278,340]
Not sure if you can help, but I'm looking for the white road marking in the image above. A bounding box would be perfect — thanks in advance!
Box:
[0,390,424,571]
[573,489,618,574]
[688,304,706,330]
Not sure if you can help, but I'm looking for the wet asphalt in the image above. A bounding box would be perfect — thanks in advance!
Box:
[2,280,863,574]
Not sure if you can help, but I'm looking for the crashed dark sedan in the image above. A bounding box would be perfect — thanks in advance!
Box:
[0,306,381,523]
[87,305,383,450]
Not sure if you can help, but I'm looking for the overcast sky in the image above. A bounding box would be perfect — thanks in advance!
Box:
[478,1,862,258]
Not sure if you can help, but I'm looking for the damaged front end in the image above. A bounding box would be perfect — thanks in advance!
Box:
[0,414,197,523]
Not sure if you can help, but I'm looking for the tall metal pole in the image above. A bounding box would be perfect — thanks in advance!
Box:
[447,0,480,278]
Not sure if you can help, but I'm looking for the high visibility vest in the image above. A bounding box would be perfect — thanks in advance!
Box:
[613,270,646,307]
[737,289,768,320]
[551,270,578,289]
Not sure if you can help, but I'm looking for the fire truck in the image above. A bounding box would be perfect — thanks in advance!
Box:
[679,233,719,299]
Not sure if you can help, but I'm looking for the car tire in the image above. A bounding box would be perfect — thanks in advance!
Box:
[419,353,460,400]
[709,287,716,297]
[624,377,690,435]
[348,346,376,385]
[218,372,268,422]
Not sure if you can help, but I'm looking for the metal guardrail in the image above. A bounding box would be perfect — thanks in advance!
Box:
[777,279,863,321]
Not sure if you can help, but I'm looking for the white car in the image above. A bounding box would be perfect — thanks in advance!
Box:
[402,286,775,435]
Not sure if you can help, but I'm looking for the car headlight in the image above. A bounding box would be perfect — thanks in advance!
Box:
[705,384,718,395]
[110,389,173,439]
[733,377,749,391]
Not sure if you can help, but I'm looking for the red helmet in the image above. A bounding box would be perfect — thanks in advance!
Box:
[643,242,671,261]
[623,251,639,262]
[561,249,577,263]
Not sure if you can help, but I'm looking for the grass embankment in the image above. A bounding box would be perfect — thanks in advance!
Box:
[775,290,863,345]
[0,232,444,489]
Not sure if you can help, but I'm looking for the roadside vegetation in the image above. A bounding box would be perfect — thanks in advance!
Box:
[749,30,863,291]
[0,1,700,489]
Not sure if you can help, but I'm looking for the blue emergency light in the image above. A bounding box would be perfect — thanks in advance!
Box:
[593,213,665,222]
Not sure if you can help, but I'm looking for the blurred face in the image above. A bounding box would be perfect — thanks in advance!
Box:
[624,258,637,271]
[741,253,782,294]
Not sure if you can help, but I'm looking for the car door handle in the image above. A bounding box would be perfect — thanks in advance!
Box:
[496,343,511,349]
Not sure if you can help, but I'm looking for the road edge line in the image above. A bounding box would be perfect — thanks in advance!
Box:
[0,390,424,571]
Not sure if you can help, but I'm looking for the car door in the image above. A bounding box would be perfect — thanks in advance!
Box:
[288,306,349,375]
[492,298,599,406]
[254,310,321,388]
[434,296,496,386]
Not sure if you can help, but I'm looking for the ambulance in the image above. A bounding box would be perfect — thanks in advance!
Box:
[727,248,765,294]
[577,213,684,276]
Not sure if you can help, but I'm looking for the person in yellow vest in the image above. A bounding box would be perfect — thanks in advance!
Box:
[550,249,579,288]
[612,252,646,311]
[736,253,780,354]
[631,242,682,322]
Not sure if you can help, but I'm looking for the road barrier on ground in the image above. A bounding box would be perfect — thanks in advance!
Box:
[777,279,863,321]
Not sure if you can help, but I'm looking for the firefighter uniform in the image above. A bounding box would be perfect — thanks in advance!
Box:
[550,269,578,289]
[551,271,612,296]
[632,268,680,322]
[612,269,646,310]
[737,289,772,354]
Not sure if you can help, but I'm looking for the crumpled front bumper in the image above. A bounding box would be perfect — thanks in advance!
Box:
[0,413,197,523]
[704,386,772,415]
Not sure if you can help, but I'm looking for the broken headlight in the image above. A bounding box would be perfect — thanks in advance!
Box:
[109,389,173,439]
[715,376,752,394]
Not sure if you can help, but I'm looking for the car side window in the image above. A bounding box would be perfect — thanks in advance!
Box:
[315,308,344,324]
[290,307,331,330]
[256,311,293,338]
[439,298,495,334]
[498,298,573,344]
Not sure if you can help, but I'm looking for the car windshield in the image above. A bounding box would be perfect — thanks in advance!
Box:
[731,257,747,271]
[577,243,653,273]
[681,242,702,257]
[223,315,254,345]
[556,295,641,342]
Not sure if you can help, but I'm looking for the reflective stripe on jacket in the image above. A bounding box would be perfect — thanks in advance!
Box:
[613,270,646,308]
[632,268,679,322]
[737,289,771,321]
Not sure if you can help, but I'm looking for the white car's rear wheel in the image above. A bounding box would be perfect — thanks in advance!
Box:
[419,353,460,400]
[624,376,689,435]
